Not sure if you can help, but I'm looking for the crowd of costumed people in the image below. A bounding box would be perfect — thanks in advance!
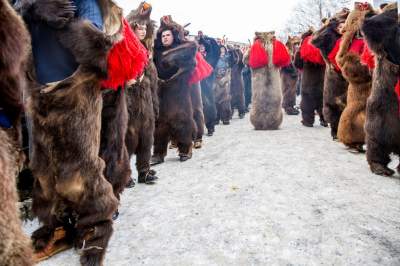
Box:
[0,0,399,265]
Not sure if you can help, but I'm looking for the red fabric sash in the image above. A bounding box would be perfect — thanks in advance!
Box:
[360,43,375,69]
[189,52,213,85]
[101,19,148,90]
[248,39,291,69]
[328,38,341,71]
[300,36,325,65]
[395,78,400,115]
[249,40,269,69]
[273,40,291,68]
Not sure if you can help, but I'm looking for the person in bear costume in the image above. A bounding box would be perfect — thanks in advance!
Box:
[312,9,350,140]
[335,2,375,152]
[362,2,400,175]
[294,28,327,128]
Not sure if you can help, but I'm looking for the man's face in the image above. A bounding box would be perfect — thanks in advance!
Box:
[134,24,147,41]
[162,30,174,47]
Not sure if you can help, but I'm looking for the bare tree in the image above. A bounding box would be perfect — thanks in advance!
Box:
[282,0,351,37]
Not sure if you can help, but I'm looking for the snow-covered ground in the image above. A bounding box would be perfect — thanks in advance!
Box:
[24,112,400,266]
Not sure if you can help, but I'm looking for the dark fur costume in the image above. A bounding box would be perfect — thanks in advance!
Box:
[214,68,232,124]
[312,10,350,139]
[0,0,33,264]
[153,21,198,161]
[99,87,131,199]
[362,3,400,176]
[125,3,159,181]
[198,36,220,135]
[242,65,252,110]
[229,48,246,117]
[191,81,205,142]
[294,30,326,127]
[19,0,124,264]
[335,5,375,151]
[281,36,300,114]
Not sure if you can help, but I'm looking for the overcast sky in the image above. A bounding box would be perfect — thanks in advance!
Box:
[115,0,300,43]
[115,0,377,43]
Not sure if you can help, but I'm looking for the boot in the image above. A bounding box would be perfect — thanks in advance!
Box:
[125,178,135,188]
[179,153,192,162]
[222,120,230,125]
[150,155,164,166]
[285,107,299,115]
[194,139,202,149]
[33,227,73,263]
[138,171,158,184]
[239,113,245,119]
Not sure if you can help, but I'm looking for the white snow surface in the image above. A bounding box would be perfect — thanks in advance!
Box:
[23,112,400,266]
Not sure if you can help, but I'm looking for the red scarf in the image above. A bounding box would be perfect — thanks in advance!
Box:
[248,39,291,69]
[101,19,148,90]
[189,52,213,85]
[300,36,325,65]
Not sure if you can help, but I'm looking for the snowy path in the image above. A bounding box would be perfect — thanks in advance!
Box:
[24,112,400,266]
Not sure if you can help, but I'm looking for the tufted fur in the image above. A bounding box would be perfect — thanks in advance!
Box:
[229,48,246,117]
[362,3,400,176]
[312,9,350,139]
[22,1,123,264]
[0,0,33,265]
[335,4,375,151]
[214,68,232,124]
[295,29,326,127]
[248,32,283,130]
[153,42,198,160]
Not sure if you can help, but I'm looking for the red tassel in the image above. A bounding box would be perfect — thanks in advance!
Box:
[272,40,291,68]
[189,52,213,85]
[248,40,269,69]
[300,36,325,65]
[101,19,148,90]
[328,38,341,72]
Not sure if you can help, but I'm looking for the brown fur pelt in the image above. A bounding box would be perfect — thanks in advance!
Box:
[281,36,300,113]
[362,3,400,176]
[0,0,33,265]
[312,10,350,139]
[248,32,283,130]
[213,68,232,124]
[125,2,159,176]
[22,0,123,264]
[153,42,198,160]
[335,4,375,151]
[229,48,246,117]
[125,63,157,176]
[191,82,205,141]
[295,29,326,127]
[99,88,131,200]
[0,129,33,266]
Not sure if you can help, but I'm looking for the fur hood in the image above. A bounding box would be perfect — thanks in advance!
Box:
[126,2,156,53]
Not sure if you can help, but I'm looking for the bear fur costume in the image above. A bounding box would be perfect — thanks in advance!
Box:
[153,30,198,163]
[362,3,400,176]
[246,31,283,130]
[214,68,232,125]
[0,0,33,265]
[312,9,350,139]
[281,36,300,115]
[294,29,327,127]
[125,2,159,183]
[335,3,375,152]
[198,36,220,135]
[18,0,128,264]
[229,47,246,119]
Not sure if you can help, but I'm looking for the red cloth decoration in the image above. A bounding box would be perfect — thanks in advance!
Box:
[361,43,375,69]
[189,52,213,85]
[273,40,291,68]
[349,38,365,56]
[300,36,325,65]
[101,19,148,90]
[248,39,269,69]
[328,38,342,72]
[395,78,400,115]
[248,39,291,69]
